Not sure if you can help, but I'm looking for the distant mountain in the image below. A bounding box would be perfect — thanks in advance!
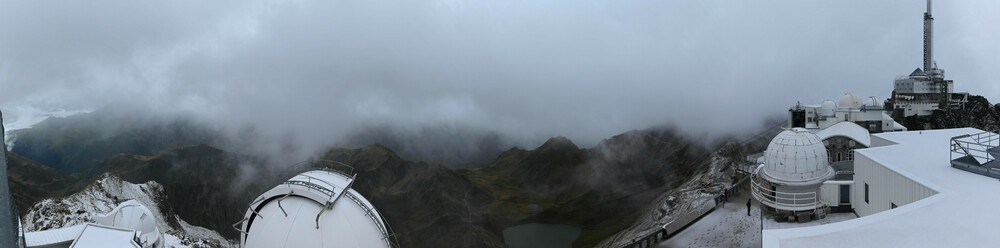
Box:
[9,108,218,173]
[320,126,713,247]
[898,95,1000,131]
[341,124,515,168]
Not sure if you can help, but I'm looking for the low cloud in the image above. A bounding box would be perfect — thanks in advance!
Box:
[1,0,998,157]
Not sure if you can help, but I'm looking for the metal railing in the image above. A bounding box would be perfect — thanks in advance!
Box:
[282,180,336,198]
[950,129,999,166]
[343,191,400,248]
[750,174,821,211]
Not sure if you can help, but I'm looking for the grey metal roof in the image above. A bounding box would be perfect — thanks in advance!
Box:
[909,67,927,77]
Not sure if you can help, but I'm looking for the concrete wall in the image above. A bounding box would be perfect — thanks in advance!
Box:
[852,153,937,217]
[819,180,852,207]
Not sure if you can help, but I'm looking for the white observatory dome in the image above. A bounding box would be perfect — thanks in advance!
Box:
[820,100,836,116]
[838,92,862,109]
[761,128,834,183]
[238,169,397,248]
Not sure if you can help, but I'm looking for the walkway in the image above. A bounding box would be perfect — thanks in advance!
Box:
[655,191,761,248]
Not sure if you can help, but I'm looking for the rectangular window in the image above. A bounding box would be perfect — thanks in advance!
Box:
[865,183,869,204]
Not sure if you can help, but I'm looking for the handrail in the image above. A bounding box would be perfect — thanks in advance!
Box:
[950,129,999,166]
[282,180,336,198]
[750,173,821,210]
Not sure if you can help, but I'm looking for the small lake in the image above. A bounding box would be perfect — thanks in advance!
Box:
[502,223,581,248]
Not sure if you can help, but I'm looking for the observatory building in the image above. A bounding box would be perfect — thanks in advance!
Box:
[763,127,999,247]
[887,0,968,117]
[751,128,835,218]
[787,92,903,166]
[788,92,905,134]
[236,167,398,248]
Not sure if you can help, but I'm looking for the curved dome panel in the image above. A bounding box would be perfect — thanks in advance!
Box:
[762,128,834,183]
[838,92,862,109]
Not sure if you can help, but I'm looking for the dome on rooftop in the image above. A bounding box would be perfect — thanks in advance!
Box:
[820,100,836,116]
[838,92,862,109]
[761,128,834,183]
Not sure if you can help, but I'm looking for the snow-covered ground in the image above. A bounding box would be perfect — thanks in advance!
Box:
[22,174,233,248]
[762,212,856,230]
[597,155,734,247]
[655,191,761,248]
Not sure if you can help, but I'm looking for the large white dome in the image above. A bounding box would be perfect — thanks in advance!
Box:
[762,128,834,183]
[838,92,862,109]
[239,170,396,248]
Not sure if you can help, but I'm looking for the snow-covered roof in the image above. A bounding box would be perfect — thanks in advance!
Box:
[24,223,86,247]
[763,128,995,247]
[69,224,140,248]
[240,170,395,248]
[815,122,871,147]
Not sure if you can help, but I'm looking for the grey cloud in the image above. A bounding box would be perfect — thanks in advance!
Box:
[1,0,998,156]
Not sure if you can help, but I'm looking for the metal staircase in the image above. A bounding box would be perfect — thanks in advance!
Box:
[950,129,1000,178]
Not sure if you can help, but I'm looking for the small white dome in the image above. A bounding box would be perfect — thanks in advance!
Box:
[762,128,834,183]
[838,92,862,109]
[820,100,836,116]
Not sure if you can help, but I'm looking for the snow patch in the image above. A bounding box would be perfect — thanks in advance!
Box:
[22,174,234,248]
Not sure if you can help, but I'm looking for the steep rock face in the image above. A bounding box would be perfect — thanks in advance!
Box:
[21,174,229,247]
[899,95,1000,131]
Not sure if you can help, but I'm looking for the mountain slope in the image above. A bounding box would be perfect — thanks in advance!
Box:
[85,144,285,238]
[9,108,218,173]
[318,127,714,248]
[6,151,76,212]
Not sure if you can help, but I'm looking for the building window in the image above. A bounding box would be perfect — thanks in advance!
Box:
[847,148,854,161]
[865,183,869,204]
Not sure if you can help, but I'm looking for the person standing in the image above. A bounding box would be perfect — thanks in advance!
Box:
[724,189,729,202]
[746,198,752,216]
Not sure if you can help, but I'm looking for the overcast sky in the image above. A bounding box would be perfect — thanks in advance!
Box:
[1,0,998,150]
